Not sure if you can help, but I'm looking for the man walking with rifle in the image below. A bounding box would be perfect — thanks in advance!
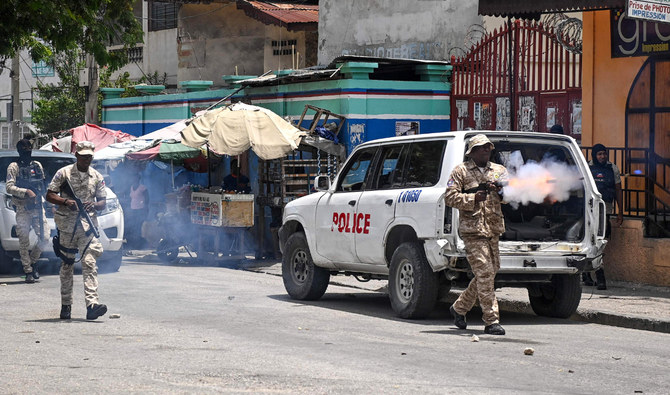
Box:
[444,134,508,335]
[6,136,49,283]
[46,141,107,320]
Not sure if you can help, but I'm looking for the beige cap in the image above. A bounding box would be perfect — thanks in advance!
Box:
[465,134,494,156]
[75,141,95,156]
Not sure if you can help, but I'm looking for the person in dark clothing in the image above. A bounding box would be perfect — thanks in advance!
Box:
[585,143,623,290]
[549,124,564,134]
[222,159,250,193]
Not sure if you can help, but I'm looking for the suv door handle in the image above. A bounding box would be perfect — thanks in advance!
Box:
[348,200,356,206]
[385,199,393,206]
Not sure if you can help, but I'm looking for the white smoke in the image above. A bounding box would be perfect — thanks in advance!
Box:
[502,151,583,207]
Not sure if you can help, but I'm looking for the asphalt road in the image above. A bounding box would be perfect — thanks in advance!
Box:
[1,259,668,394]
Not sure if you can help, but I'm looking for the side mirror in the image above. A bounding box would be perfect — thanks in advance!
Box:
[314,175,331,191]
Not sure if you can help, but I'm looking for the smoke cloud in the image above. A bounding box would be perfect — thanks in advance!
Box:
[502,151,583,207]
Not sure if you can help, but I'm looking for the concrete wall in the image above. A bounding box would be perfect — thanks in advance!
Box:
[112,1,179,87]
[263,25,307,72]
[607,220,670,286]
[178,2,265,85]
[102,62,452,152]
[318,0,481,65]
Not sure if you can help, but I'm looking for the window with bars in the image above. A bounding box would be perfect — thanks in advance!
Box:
[272,39,297,56]
[109,47,144,63]
[149,1,179,31]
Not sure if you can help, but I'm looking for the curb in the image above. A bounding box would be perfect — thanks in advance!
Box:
[440,291,670,334]
[250,265,670,334]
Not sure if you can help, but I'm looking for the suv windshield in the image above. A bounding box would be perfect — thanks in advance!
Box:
[0,156,76,183]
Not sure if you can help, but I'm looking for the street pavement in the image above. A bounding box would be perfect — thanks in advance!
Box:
[127,249,670,334]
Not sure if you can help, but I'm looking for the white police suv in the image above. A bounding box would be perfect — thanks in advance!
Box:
[279,131,608,319]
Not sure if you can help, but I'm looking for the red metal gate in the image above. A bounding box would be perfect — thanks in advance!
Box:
[451,20,582,140]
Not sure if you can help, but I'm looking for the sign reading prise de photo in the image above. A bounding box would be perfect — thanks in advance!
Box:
[611,9,670,57]
[627,0,670,24]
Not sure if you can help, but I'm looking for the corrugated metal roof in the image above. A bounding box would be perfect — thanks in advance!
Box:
[236,1,318,30]
[478,0,625,17]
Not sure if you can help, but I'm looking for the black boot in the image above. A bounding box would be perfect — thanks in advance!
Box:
[595,268,607,290]
[582,272,594,286]
[25,273,35,284]
[60,305,71,320]
[31,263,39,279]
[86,304,108,320]
[450,304,467,330]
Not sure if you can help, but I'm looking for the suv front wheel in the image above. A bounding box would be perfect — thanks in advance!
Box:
[282,232,330,300]
[388,242,439,319]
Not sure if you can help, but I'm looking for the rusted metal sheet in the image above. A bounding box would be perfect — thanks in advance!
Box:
[237,1,318,30]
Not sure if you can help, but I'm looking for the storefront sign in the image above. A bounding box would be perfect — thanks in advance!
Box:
[627,0,670,24]
[611,10,670,57]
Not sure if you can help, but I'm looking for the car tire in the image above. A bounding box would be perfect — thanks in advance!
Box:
[388,242,439,319]
[282,232,329,300]
[99,251,122,273]
[528,274,582,318]
[157,238,179,263]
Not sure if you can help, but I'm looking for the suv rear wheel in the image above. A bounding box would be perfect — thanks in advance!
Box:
[389,242,439,319]
[528,274,581,318]
[282,232,330,300]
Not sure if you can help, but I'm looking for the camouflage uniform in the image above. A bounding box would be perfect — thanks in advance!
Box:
[48,164,106,307]
[6,161,50,274]
[445,158,508,326]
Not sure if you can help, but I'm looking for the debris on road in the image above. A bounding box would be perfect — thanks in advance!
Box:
[109,314,121,319]
[471,335,480,342]
[524,347,534,355]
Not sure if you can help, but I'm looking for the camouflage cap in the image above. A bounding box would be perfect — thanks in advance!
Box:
[465,134,494,156]
[75,141,95,156]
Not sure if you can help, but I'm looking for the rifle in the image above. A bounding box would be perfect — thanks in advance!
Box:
[61,178,100,239]
[463,181,508,194]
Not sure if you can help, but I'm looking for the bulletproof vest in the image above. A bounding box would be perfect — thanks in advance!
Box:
[16,161,46,195]
[590,163,615,203]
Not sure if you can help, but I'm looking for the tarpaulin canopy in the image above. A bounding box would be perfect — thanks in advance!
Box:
[126,139,201,163]
[41,123,135,153]
[94,120,188,161]
[180,102,306,160]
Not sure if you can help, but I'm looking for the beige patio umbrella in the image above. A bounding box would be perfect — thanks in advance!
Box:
[180,102,306,160]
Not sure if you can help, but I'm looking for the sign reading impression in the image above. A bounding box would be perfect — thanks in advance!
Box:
[627,0,670,24]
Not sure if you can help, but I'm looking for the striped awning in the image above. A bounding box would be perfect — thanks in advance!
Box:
[478,0,625,17]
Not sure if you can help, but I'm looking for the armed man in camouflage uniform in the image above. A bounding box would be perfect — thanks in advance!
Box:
[6,137,50,283]
[46,141,107,321]
[444,134,508,335]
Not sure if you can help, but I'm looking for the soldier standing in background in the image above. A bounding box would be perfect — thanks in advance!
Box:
[444,134,508,335]
[46,141,108,321]
[5,136,49,283]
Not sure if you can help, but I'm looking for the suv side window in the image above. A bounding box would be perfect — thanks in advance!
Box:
[336,147,377,192]
[372,144,407,190]
[404,141,446,187]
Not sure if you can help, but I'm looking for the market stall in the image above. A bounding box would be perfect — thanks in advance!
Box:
[181,103,346,260]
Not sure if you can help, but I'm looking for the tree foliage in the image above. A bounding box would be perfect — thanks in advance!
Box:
[0,0,143,72]
[30,51,86,136]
